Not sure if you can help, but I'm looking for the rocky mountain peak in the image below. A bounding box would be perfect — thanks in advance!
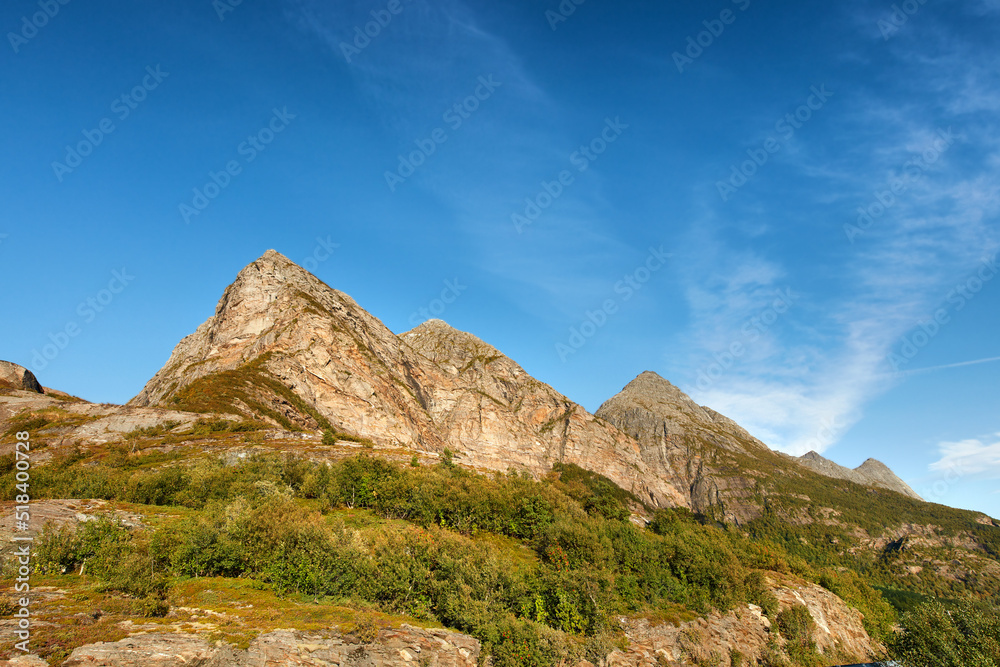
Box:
[0,360,43,393]
[402,319,509,373]
[598,371,762,447]
[796,450,921,500]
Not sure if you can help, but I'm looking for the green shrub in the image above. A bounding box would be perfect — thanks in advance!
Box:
[776,604,817,660]
[889,599,1000,667]
[744,571,779,619]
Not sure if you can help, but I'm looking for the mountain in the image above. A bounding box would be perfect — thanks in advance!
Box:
[129,251,933,520]
[594,371,775,522]
[129,250,687,507]
[594,370,924,523]
[4,250,1000,667]
[797,450,921,500]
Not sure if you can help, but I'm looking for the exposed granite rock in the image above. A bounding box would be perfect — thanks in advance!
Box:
[0,499,144,556]
[0,657,49,667]
[128,250,687,508]
[0,361,43,393]
[595,371,778,523]
[608,575,879,666]
[53,625,480,666]
[797,450,921,500]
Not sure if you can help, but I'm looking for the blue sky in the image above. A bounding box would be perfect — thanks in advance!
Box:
[2,0,998,517]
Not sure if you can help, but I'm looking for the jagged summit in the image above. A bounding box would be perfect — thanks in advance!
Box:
[402,319,513,374]
[598,370,763,450]
[796,451,922,500]
[596,371,777,522]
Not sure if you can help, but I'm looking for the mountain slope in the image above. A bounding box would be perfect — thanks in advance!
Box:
[595,370,925,523]
[130,250,687,507]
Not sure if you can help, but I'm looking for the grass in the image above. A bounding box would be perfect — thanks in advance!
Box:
[168,353,335,433]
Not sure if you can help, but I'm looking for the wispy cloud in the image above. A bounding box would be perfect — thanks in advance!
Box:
[677,6,1000,455]
[899,355,1000,377]
[930,434,1000,479]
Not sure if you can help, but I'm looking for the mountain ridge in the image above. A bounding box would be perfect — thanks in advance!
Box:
[796,449,921,500]
[129,250,688,507]
[127,250,922,513]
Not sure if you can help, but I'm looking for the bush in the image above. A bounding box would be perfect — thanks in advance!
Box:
[35,516,169,617]
[776,604,817,659]
[745,571,779,619]
[889,599,1000,667]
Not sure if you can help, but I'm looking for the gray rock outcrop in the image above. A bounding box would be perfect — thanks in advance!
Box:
[51,625,480,666]
[0,361,43,393]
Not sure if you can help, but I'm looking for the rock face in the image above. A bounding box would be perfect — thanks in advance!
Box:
[797,450,921,500]
[129,250,687,508]
[54,625,480,666]
[613,575,879,666]
[595,371,784,523]
[0,361,43,393]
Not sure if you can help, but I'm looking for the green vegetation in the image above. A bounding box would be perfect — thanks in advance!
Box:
[0,449,877,666]
[889,598,1000,667]
[775,604,818,664]
[169,354,331,432]
[4,431,998,666]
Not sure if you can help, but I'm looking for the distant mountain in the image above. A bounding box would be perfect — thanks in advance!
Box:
[797,450,921,500]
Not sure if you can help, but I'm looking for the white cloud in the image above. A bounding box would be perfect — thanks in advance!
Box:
[674,12,1000,457]
[930,434,1000,479]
